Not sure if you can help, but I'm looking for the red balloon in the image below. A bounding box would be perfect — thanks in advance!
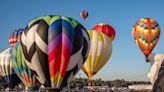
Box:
[92,23,115,41]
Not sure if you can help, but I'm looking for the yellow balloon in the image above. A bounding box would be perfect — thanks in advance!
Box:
[82,30,112,80]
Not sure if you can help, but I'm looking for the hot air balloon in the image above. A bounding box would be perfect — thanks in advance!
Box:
[8,29,24,47]
[82,30,112,80]
[11,42,35,91]
[21,15,90,89]
[80,10,88,20]
[0,48,20,89]
[92,23,116,41]
[132,18,160,58]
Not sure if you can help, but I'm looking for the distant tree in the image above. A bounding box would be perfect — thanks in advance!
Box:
[68,77,151,89]
[106,81,112,87]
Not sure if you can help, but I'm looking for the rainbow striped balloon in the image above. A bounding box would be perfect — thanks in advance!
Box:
[8,29,24,47]
[21,15,90,88]
[11,42,33,87]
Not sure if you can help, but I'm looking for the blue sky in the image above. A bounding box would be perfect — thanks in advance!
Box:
[0,0,164,81]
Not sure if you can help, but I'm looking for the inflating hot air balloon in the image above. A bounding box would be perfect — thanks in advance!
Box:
[80,10,88,20]
[147,54,164,92]
[11,42,35,91]
[8,29,24,47]
[21,15,90,89]
[132,18,160,58]
[152,61,164,92]
[92,23,115,41]
[82,30,112,80]
[0,48,20,89]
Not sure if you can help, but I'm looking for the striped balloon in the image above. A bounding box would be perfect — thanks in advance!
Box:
[82,30,112,80]
[0,48,20,89]
[11,42,33,87]
[8,29,24,47]
[132,18,160,58]
[21,15,90,88]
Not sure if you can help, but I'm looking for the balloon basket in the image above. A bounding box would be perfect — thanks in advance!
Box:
[146,58,150,62]
[25,86,35,91]
[88,80,92,86]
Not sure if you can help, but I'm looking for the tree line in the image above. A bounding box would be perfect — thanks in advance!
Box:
[69,77,151,88]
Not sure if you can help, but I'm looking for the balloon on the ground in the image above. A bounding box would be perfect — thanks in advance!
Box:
[11,42,34,88]
[92,23,115,41]
[152,60,164,92]
[132,18,160,58]
[80,10,88,20]
[147,54,164,84]
[21,15,90,88]
[8,29,24,47]
[82,30,112,80]
[0,48,20,89]
[147,54,164,91]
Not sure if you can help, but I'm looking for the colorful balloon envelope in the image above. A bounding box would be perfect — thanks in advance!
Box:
[132,18,160,58]
[92,23,116,41]
[82,30,112,80]
[21,15,90,88]
[11,42,34,88]
[80,10,88,20]
[0,48,20,89]
[8,29,24,47]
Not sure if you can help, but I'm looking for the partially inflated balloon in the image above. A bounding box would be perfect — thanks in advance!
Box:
[0,48,20,89]
[152,60,164,92]
[11,42,34,88]
[132,18,160,58]
[82,30,112,80]
[8,29,24,47]
[80,10,88,20]
[92,23,115,41]
[147,54,164,91]
[21,15,90,88]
